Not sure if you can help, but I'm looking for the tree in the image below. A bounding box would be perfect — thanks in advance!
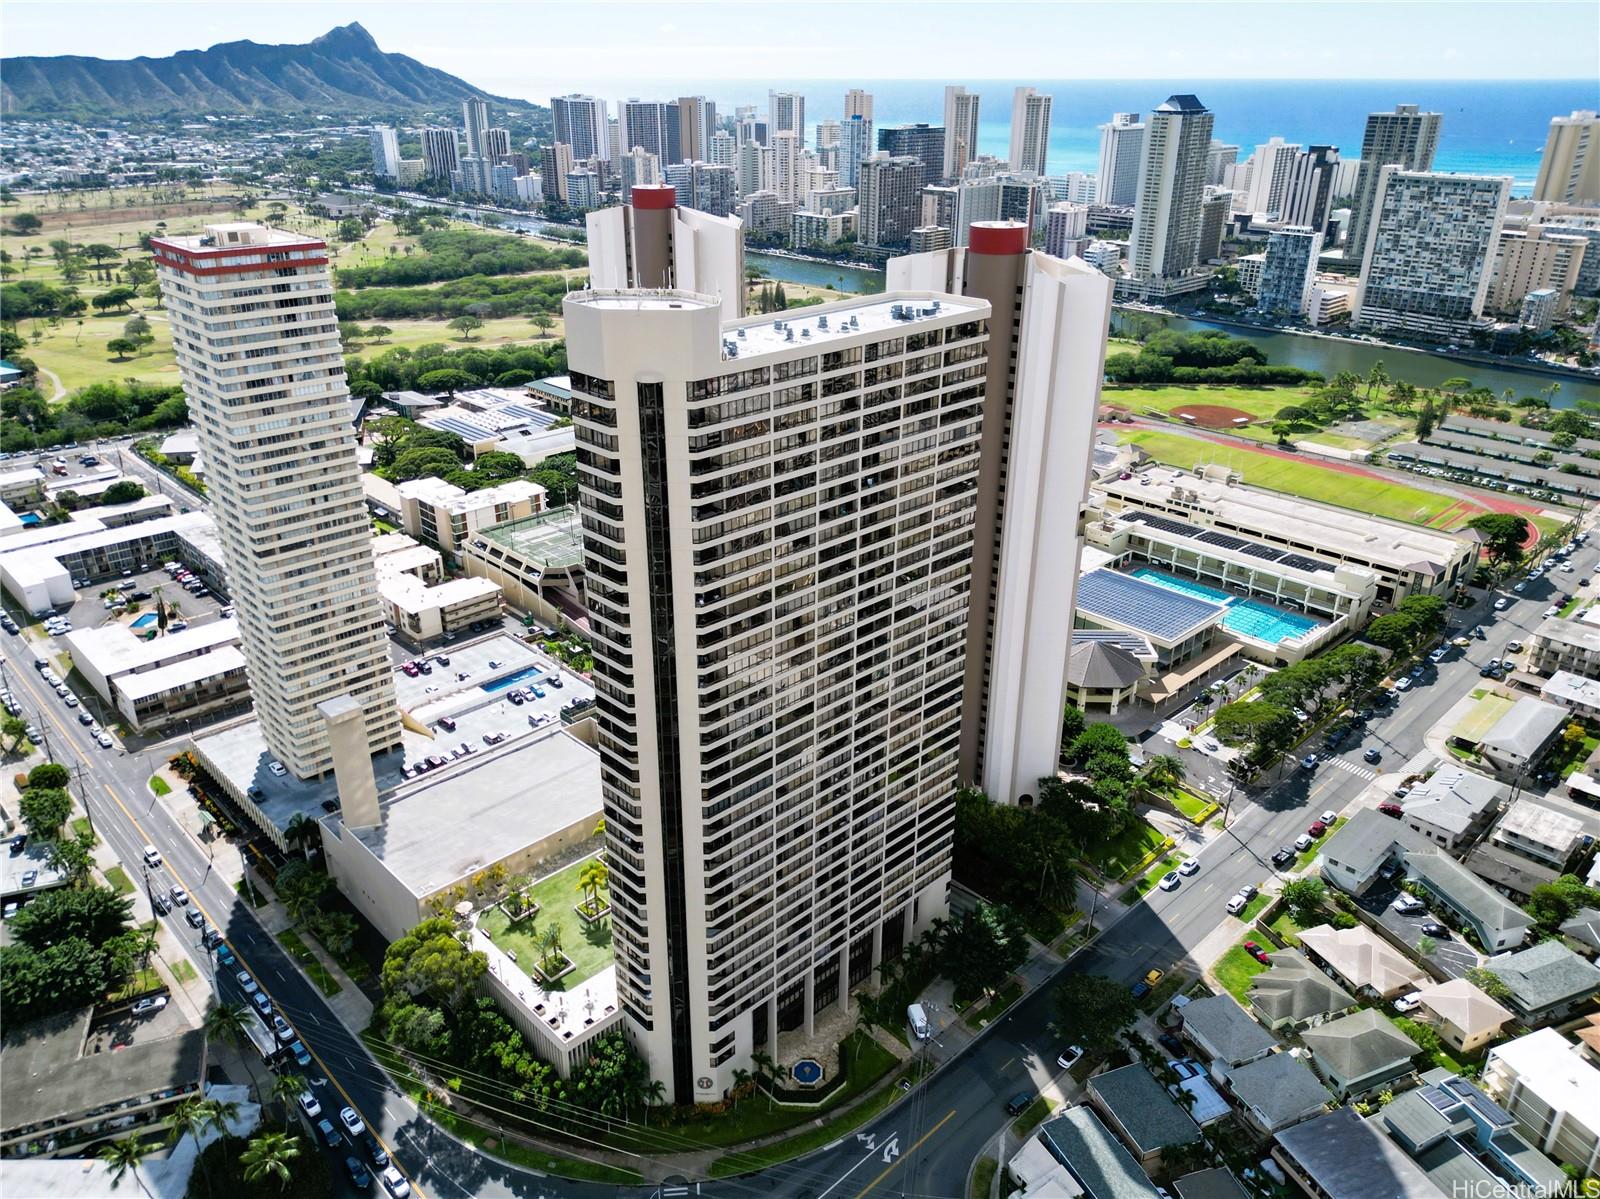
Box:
[1464,966,1514,1003]
[105,336,140,361]
[1467,512,1532,568]
[25,762,69,789]
[941,902,1029,999]
[102,479,146,504]
[11,885,131,949]
[2,714,28,752]
[1417,935,1438,957]
[1210,700,1295,750]
[1365,361,1390,403]
[414,368,477,395]
[381,917,487,1010]
[99,1135,157,1198]
[447,314,484,340]
[9,212,42,235]
[240,1131,300,1190]
[577,858,609,915]
[44,832,95,884]
[1281,878,1327,925]
[1363,613,1418,652]
[1052,974,1137,1052]
[19,786,73,840]
[1414,397,1438,440]
[203,1001,261,1099]
[283,813,321,860]
[1145,754,1186,791]
[170,1096,229,1199]
[1525,874,1600,931]
[1060,702,1086,747]
[269,1073,308,1132]
[531,313,556,338]
[388,446,465,482]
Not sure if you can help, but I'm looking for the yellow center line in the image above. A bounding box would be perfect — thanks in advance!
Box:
[854,1108,957,1199]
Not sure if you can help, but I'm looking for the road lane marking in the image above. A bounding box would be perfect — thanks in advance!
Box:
[853,1109,955,1198]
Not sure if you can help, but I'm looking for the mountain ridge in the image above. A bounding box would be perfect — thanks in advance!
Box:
[1,23,533,118]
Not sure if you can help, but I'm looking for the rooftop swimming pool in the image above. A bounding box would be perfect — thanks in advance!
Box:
[130,613,159,629]
[1131,567,1323,645]
[481,665,545,694]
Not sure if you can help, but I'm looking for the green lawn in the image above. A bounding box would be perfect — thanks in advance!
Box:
[1213,944,1270,1003]
[169,957,198,984]
[1559,597,1585,618]
[1548,730,1599,779]
[1116,429,1481,529]
[1084,817,1171,880]
[1130,849,1189,899]
[1390,1014,1483,1076]
[1106,383,1324,422]
[478,853,613,989]
[964,979,1023,1028]
[276,929,343,997]
[971,1156,999,1199]
[355,315,566,356]
[1013,1096,1058,1137]
[1237,891,1272,923]
[107,966,163,1003]
[104,865,134,894]
[1269,910,1309,948]
[1164,785,1219,822]
[70,817,97,845]
[1295,816,1347,869]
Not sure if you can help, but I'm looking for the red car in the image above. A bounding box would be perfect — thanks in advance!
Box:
[1307,820,1328,837]
[1377,801,1403,818]
[1243,940,1271,965]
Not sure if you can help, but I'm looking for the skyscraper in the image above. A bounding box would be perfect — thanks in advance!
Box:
[878,124,946,180]
[1044,202,1089,258]
[564,279,989,1104]
[770,130,804,205]
[1242,137,1300,217]
[1255,227,1323,317]
[843,88,873,121]
[622,99,668,158]
[421,127,460,179]
[841,114,874,188]
[1353,168,1509,341]
[1344,104,1442,273]
[736,140,772,198]
[461,98,491,159]
[767,90,806,147]
[887,222,1113,803]
[708,129,737,169]
[541,143,574,202]
[586,183,744,318]
[369,126,400,178]
[676,96,717,165]
[1205,140,1239,188]
[858,153,927,249]
[620,146,662,200]
[152,223,402,778]
[484,128,511,161]
[1280,145,1340,236]
[1533,111,1600,205]
[1009,87,1053,176]
[552,94,609,162]
[1125,95,1215,298]
[1096,113,1146,206]
[943,86,981,180]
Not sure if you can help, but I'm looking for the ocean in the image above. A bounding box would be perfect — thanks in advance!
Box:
[621,78,1599,191]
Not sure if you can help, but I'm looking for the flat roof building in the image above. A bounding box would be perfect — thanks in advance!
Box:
[396,476,546,564]
[1484,1029,1600,1175]
[461,505,586,630]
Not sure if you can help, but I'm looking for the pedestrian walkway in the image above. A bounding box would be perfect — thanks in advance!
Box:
[1327,758,1377,781]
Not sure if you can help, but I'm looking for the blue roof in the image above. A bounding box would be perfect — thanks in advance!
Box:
[1076,569,1226,642]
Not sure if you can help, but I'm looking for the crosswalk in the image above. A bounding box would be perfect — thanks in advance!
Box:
[1327,758,1377,781]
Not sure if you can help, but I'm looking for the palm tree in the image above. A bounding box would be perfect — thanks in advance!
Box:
[240,1130,300,1190]
[731,1066,752,1110]
[169,1096,218,1197]
[99,1136,157,1197]
[153,585,169,633]
[203,1001,261,1100]
[1364,361,1389,404]
[270,1072,308,1132]
[1145,754,1186,791]
[577,858,609,916]
[283,813,320,861]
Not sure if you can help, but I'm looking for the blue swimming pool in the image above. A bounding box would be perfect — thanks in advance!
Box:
[1131,567,1323,645]
[130,613,159,629]
[481,665,543,693]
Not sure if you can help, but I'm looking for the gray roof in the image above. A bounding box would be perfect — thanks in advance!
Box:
[1223,1051,1332,1126]
[1485,940,1600,1012]
[1560,907,1600,953]
[1401,767,1505,836]
[1172,1168,1251,1199]
[1301,1008,1420,1082]
[1383,1086,1474,1151]
[1249,949,1357,1024]
[1464,841,1560,899]
[1036,1106,1163,1199]
[1075,568,1225,643]
[1412,1138,1507,1197]
[1532,615,1600,655]
[1321,808,1428,880]
[1406,849,1537,943]
[1275,1108,1448,1199]
[1179,995,1276,1066]
[1480,697,1569,758]
[1067,639,1148,689]
[1089,1063,1203,1153]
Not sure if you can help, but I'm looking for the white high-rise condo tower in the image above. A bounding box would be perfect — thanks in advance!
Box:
[1009,87,1053,176]
[565,284,991,1103]
[1096,113,1145,207]
[152,224,402,778]
[1533,111,1600,206]
[944,85,981,180]
[369,126,400,178]
[1124,95,1215,300]
[552,94,609,162]
[888,222,1112,803]
[767,91,806,148]
[1344,104,1442,274]
[462,97,491,159]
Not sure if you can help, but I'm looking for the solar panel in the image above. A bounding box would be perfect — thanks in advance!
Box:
[426,416,497,441]
[1133,512,1204,539]
[1240,542,1286,562]
[1197,530,1250,552]
[1279,553,1331,573]
[502,404,559,427]
[1075,569,1227,642]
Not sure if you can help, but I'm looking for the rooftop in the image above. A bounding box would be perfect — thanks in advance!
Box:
[1088,1064,1202,1153]
[1035,1106,1163,1199]
[1480,697,1570,759]
[1494,797,1584,852]
[1177,995,1277,1065]
[1400,767,1506,836]
[115,645,248,702]
[1111,508,1348,581]
[1274,1107,1447,1199]
[1541,670,1600,712]
[1066,639,1149,689]
[1222,1051,1332,1127]
[1414,977,1512,1037]
[1075,568,1226,644]
[63,618,240,680]
[1249,949,1357,1025]
[1489,1028,1600,1118]
[396,476,545,514]
[1299,923,1427,997]
[1301,1008,1419,1081]
[1172,1169,1251,1199]
[1532,615,1600,654]
[474,505,586,570]
[719,291,989,360]
[152,222,323,252]
[1484,941,1600,1012]
[1405,849,1537,942]
[1321,807,1429,878]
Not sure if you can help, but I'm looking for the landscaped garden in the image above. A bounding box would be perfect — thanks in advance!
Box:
[478,853,613,989]
[1213,943,1270,1002]
[1084,816,1172,881]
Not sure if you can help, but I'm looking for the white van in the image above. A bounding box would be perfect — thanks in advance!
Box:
[143,844,162,869]
[907,1003,930,1040]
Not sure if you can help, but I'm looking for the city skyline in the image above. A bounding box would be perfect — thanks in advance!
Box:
[5,1,1597,90]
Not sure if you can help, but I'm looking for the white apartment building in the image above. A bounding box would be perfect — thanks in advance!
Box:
[1243,137,1300,217]
[64,619,249,732]
[1344,104,1442,273]
[369,126,400,178]
[551,94,608,162]
[1123,95,1215,299]
[1009,87,1053,176]
[1097,113,1145,207]
[943,86,981,180]
[1484,1029,1600,1175]
[396,476,545,562]
[770,130,804,206]
[1044,203,1089,259]
[1488,226,1588,318]
[1527,615,1600,677]
[1256,226,1324,318]
[421,127,459,179]
[767,91,806,147]
[564,286,990,1104]
[1533,111,1600,206]
[372,534,502,643]
[587,184,746,322]
[1353,168,1510,342]
[152,223,402,777]
[790,209,856,248]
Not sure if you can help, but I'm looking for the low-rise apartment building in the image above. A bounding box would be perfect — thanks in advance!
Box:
[1528,616,1600,678]
[397,476,545,563]
[62,619,250,732]
[1398,766,1505,850]
[1483,1029,1600,1175]
[1489,798,1585,872]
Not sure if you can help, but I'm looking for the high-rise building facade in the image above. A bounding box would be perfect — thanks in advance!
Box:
[943,86,981,180]
[585,184,744,320]
[1206,141,1239,187]
[1488,227,1589,317]
[859,154,927,249]
[1097,113,1146,206]
[622,99,668,158]
[541,143,574,202]
[1009,87,1053,176]
[1125,95,1215,298]
[462,98,491,159]
[840,115,874,189]
[674,96,716,165]
[1533,111,1600,206]
[621,146,662,200]
[553,94,609,162]
[708,130,737,169]
[369,126,400,178]
[887,222,1113,803]
[767,90,806,147]
[1255,226,1323,317]
[1242,137,1300,217]
[1044,202,1089,258]
[484,128,512,161]
[1344,104,1442,273]
[421,127,460,179]
[770,130,804,206]
[1353,168,1509,341]
[1280,145,1340,236]
[564,281,990,1103]
[152,224,402,778]
[878,124,945,180]
[843,88,873,121]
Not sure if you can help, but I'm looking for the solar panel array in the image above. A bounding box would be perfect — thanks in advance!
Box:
[502,404,561,428]
[424,415,499,441]
[1075,569,1227,642]
[1127,509,1333,575]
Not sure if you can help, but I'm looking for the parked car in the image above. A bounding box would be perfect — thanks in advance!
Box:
[1378,801,1404,818]
[1056,1045,1084,1071]
[235,970,258,995]
[1271,846,1297,868]
[267,761,286,776]
[131,995,168,1016]
[1158,871,1181,891]
[1420,921,1449,938]
[1243,941,1271,965]
[1226,893,1249,915]
[1494,597,1511,610]
[299,1092,322,1120]
[1294,834,1315,852]
[1393,992,1423,1013]
[1179,858,1200,876]
[339,1107,367,1138]
[1307,821,1328,838]
[1392,894,1426,915]
[316,1118,342,1150]
[1005,1091,1034,1116]
[345,1157,372,1190]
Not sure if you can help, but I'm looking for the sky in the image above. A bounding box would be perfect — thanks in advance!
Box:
[5,0,1598,99]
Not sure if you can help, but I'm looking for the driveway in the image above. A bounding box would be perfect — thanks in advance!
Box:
[1356,881,1482,979]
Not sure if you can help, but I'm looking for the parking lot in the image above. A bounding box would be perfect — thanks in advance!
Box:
[87,991,187,1053]
[1356,880,1483,980]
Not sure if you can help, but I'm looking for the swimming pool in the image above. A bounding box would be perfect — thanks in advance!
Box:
[1131,567,1323,645]
[130,613,159,629]
[481,665,544,693]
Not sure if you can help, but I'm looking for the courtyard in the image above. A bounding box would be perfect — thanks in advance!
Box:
[478,852,612,989]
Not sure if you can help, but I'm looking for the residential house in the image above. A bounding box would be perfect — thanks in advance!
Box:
[1482,940,1600,1025]
[1219,1050,1332,1136]
[1172,1169,1251,1199]
[1464,839,1562,902]
[1381,1070,1569,1199]
[1540,668,1600,720]
[1248,949,1358,1032]
[1489,799,1585,872]
[1274,1108,1449,1199]
[1398,767,1504,850]
[1477,698,1570,781]
[1086,1063,1203,1169]
[1320,808,1429,895]
[1300,1008,1421,1099]
[1405,849,1536,951]
[1177,995,1276,1068]
[1560,907,1600,957]
[1015,1106,1163,1199]
[1483,1028,1600,1175]
[1298,923,1428,1000]
[1412,977,1513,1054]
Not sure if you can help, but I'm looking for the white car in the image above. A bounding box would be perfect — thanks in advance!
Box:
[169,885,188,906]
[1392,894,1426,915]
[97,732,114,748]
[298,1091,322,1120]
[338,1106,366,1138]
[380,1166,411,1198]
[1493,597,1510,610]
[1226,893,1248,915]
[1056,1045,1085,1071]
[1294,834,1315,853]
[267,761,287,776]
[1393,992,1423,1013]
[1178,859,1200,876]
[1158,871,1181,892]
[1319,810,1337,826]
[235,969,258,995]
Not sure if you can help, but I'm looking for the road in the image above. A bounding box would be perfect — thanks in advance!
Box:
[5,527,1590,1199]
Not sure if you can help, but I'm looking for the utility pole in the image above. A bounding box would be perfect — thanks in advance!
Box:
[73,762,95,839]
